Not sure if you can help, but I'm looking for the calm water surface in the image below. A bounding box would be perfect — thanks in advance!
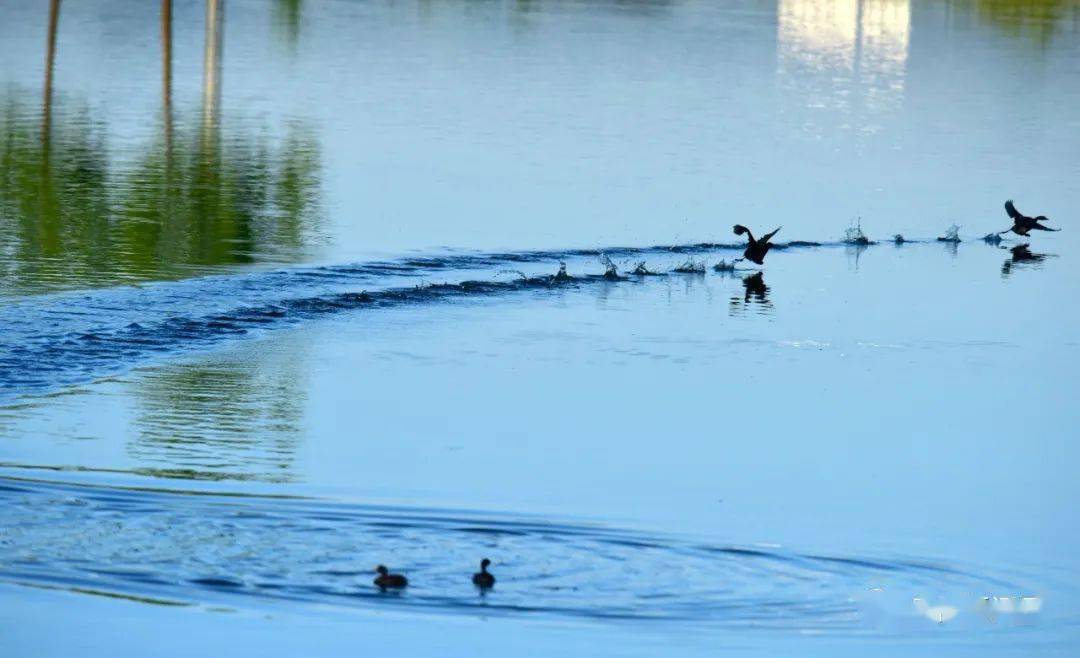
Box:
[1,1,1079,656]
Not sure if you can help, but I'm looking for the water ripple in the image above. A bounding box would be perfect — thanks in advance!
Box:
[0,239,884,397]
[0,475,1029,629]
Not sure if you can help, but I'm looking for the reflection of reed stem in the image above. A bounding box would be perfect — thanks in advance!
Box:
[43,0,61,151]
[162,0,173,168]
[202,0,224,136]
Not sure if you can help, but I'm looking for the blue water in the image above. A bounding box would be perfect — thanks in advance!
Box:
[2,0,1080,656]
[1,474,1023,628]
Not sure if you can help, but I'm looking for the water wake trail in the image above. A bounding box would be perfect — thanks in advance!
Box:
[0,237,999,397]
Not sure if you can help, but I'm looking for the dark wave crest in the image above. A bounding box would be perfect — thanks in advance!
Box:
[0,238,924,396]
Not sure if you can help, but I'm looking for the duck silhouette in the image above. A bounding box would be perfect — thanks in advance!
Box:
[733,225,781,265]
[1000,200,1059,237]
[373,565,408,590]
[730,272,772,315]
[742,272,769,303]
[472,558,495,589]
[1001,244,1048,277]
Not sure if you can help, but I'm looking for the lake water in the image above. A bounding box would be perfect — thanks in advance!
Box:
[1,1,1079,656]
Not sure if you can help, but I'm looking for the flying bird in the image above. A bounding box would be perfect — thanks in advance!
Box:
[1000,200,1059,236]
[733,225,781,265]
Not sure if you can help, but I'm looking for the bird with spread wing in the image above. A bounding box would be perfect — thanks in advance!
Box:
[1000,200,1059,237]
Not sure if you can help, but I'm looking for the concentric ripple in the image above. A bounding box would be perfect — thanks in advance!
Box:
[0,475,1026,629]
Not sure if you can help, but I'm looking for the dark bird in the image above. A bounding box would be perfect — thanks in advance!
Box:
[729,272,771,315]
[733,225,781,265]
[374,565,408,589]
[1000,200,1059,237]
[1001,244,1048,277]
[472,558,495,589]
[742,271,769,304]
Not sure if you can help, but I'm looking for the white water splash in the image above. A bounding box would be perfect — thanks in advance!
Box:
[843,219,871,245]
[940,224,961,242]
[673,258,706,273]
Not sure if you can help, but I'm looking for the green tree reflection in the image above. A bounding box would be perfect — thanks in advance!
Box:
[0,0,323,296]
[273,0,303,52]
[127,345,308,483]
[961,0,1077,44]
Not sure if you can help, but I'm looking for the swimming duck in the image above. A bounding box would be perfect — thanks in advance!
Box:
[472,558,495,589]
[733,225,781,265]
[1000,200,1059,237]
[374,565,408,589]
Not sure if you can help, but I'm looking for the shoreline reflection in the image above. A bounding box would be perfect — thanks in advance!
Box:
[128,344,308,483]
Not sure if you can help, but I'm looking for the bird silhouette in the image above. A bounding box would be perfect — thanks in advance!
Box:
[1000,200,1059,236]
[373,565,408,589]
[730,272,772,315]
[733,225,781,265]
[742,272,769,304]
[1001,244,1048,277]
[472,558,495,589]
